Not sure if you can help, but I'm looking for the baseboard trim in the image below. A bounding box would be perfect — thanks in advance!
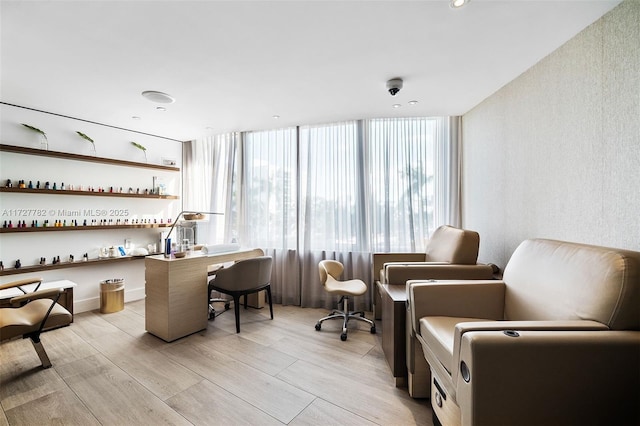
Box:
[74,287,146,313]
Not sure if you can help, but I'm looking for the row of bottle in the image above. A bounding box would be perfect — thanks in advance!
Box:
[1,253,90,270]
[2,218,173,228]
[4,179,159,195]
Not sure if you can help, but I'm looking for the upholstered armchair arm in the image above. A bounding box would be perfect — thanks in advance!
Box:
[455,330,640,426]
[407,280,506,335]
[450,320,609,393]
[372,253,426,283]
[371,253,428,319]
[386,264,494,285]
[9,288,64,305]
[0,277,43,291]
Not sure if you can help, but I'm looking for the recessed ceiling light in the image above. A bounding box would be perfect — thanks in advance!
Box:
[450,0,470,9]
[132,116,141,120]
[392,104,402,109]
[156,106,167,111]
[408,100,418,105]
[272,115,280,119]
[141,90,175,104]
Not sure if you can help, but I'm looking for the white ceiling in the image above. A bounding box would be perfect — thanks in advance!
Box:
[1,0,621,142]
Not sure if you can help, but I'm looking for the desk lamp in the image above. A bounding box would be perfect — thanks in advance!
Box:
[164,210,223,258]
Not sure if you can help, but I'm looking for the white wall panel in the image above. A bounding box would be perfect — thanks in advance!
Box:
[462,0,639,268]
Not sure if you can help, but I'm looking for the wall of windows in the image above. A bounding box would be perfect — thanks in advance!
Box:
[185,116,458,308]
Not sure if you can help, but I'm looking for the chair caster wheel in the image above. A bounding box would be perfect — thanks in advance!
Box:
[224,303,231,310]
[209,313,215,320]
[360,312,365,317]
[340,333,347,341]
[370,326,376,334]
[315,323,321,331]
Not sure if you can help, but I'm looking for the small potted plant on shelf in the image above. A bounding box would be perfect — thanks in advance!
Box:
[131,141,147,163]
[22,124,49,150]
[76,131,96,156]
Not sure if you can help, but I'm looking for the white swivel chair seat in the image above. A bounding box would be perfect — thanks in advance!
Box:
[315,260,376,341]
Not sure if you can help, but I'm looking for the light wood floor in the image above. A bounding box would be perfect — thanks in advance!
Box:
[0,300,433,425]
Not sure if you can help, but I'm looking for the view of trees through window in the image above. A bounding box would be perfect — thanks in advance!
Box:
[233,117,443,254]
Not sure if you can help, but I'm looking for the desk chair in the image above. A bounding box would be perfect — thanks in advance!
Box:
[208,265,232,320]
[0,277,72,369]
[207,256,273,333]
[315,260,376,341]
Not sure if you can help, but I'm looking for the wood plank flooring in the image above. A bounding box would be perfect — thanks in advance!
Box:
[0,300,433,425]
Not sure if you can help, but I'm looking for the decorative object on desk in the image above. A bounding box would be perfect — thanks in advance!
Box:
[163,211,224,258]
[15,259,21,269]
[21,123,49,150]
[201,243,240,255]
[76,131,96,156]
[173,251,187,258]
[131,247,149,256]
[130,141,148,163]
[152,176,167,195]
[183,213,204,220]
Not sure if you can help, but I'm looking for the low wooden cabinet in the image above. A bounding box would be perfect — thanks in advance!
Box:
[144,248,264,342]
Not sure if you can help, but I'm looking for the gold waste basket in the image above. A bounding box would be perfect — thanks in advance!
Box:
[100,279,124,313]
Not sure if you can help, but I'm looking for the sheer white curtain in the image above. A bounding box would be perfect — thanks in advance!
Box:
[183,133,239,245]
[366,117,438,253]
[435,116,461,228]
[299,121,371,309]
[237,128,300,305]
[185,117,459,310]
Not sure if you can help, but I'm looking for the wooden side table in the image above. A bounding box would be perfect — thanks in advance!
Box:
[378,281,407,387]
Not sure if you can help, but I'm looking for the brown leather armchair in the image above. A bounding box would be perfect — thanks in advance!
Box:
[0,277,72,368]
[372,225,496,397]
[408,239,640,426]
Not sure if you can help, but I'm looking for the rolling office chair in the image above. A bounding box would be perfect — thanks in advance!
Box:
[0,277,72,369]
[315,260,376,341]
[207,256,274,333]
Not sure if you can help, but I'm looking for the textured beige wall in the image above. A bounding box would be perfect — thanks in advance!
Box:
[462,0,639,268]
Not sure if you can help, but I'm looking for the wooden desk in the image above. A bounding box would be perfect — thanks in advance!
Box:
[378,282,407,386]
[144,248,264,342]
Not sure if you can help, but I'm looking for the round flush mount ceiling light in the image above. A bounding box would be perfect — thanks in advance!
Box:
[450,0,470,8]
[141,90,175,104]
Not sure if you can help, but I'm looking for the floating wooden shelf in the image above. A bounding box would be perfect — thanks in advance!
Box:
[1,223,172,233]
[0,254,157,276]
[0,186,179,199]
[0,144,180,171]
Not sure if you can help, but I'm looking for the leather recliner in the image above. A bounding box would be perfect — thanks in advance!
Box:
[407,239,640,426]
[373,225,496,397]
